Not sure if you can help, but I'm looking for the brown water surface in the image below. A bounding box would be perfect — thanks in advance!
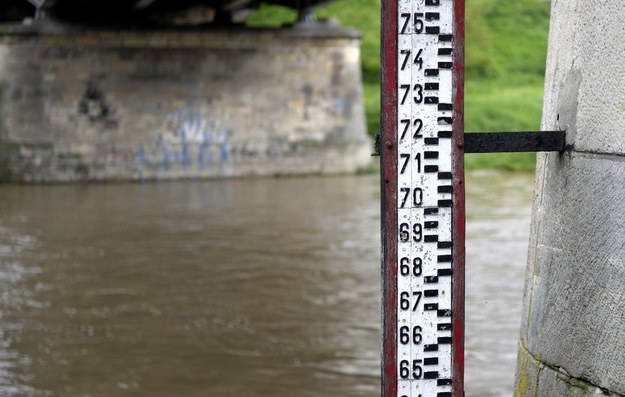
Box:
[0,172,534,396]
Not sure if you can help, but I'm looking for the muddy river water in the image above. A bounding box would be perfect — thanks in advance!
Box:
[0,172,534,396]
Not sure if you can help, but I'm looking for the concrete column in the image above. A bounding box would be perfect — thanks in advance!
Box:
[515,2,625,396]
[0,24,371,182]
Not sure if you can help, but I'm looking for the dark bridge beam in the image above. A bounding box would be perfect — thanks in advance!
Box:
[133,0,158,9]
[2,0,334,24]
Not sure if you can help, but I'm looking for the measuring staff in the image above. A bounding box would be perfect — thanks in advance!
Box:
[380,0,465,396]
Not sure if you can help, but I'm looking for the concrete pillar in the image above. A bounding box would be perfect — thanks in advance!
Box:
[0,23,371,182]
[515,2,625,396]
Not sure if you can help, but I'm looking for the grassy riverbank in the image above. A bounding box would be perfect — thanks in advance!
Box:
[248,0,551,170]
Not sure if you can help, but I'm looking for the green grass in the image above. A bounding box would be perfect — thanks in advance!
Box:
[363,81,381,140]
[248,0,552,170]
[246,3,296,27]
[464,79,546,171]
[464,0,551,170]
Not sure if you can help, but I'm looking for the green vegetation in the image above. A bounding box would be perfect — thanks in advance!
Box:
[247,0,552,170]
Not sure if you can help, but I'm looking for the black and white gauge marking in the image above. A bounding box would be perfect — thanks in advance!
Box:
[396,0,455,396]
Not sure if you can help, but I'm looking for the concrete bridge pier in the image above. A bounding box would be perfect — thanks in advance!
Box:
[0,23,371,182]
[515,1,625,396]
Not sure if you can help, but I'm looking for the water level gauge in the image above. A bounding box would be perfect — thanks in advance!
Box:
[381,0,465,396]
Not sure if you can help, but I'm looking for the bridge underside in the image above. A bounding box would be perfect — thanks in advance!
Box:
[1,0,328,25]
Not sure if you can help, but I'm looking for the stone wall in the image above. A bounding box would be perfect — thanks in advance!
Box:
[515,2,625,396]
[0,24,371,182]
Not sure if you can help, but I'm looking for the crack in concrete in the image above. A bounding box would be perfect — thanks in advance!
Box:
[518,339,625,396]
[573,149,625,162]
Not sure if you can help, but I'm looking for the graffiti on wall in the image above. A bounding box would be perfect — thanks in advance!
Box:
[160,107,231,169]
[136,106,232,175]
[78,83,115,123]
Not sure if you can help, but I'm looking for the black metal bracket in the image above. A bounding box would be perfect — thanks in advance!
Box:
[371,130,566,156]
[372,133,382,156]
[464,131,566,153]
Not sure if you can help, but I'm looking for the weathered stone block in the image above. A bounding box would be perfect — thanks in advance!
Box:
[516,1,625,396]
[519,152,625,396]
[0,24,370,182]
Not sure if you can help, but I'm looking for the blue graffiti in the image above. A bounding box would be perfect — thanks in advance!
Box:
[150,107,232,172]
[135,144,145,180]
[197,131,212,169]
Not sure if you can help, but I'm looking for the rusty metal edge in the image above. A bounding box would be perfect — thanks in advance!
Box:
[452,0,466,396]
[380,0,397,393]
